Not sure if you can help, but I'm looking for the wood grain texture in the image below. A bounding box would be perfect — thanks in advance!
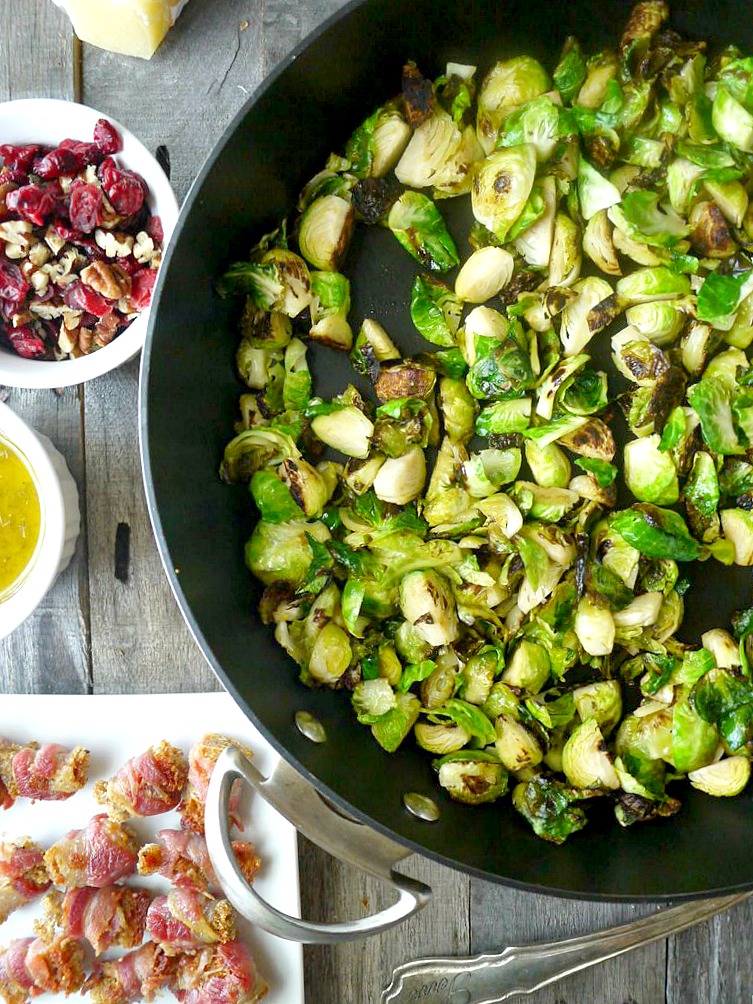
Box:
[0,5,89,695]
[300,837,470,1004]
[472,884,668,1003]
[667,898,753,1004]
[82,359,215,693]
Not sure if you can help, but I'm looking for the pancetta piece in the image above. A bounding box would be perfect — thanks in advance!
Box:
[146,888,235,955]
[0,935,85,1004]
[180,735,253,836]
[137,829,260,892]
[171,941,268,1004]
[84,943,177,1004]
[44,815,138,889]
[40,885,151,955]
[0,741,89,807]
[94,742,188,822]
[0,839,51,924]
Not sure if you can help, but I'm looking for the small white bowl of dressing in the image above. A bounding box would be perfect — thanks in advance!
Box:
[0,401,80,640]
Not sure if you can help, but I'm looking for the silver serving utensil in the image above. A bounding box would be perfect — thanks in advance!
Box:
[382,893,751,1003]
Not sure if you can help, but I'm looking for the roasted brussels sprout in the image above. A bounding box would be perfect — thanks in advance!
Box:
[471,145,537,242]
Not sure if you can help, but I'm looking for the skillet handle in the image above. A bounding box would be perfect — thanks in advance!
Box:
[205,745,432,944]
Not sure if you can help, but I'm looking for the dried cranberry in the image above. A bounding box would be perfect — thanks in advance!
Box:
[60,138,104,169]
[5,184,56,226]
[33,147,80,180]
[116,255,141,276]
[0,144,42,173]
[93,119,122,156]
[0,168,25,187]
[6,324,46,359]
[130,269,156,311]
[69,182,103,232]
[64,280,113,317]
[146,215,163,244]
[52,219,85,243]
[106,172,145,216]
[97,156,118,187]
[0,261,30,307]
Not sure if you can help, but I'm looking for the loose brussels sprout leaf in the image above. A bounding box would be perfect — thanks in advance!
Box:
[548,212,583,287]
[370,693,421,752]
[497,96,575,163]
[684,451,720,540]
[691,667,753,732]
[476,57,551,154]
[523,415,589,449]
[559,369,609,416]
[282,338,312,412]
[573,681,622,736]
[671,698,719,774]
[439,377,477,444]
[608,191,690,249]
[675,648,716,687]
[574,457,617,487]
[553,37,587,104]
[410,274,462,347]
[220,428,300,484]
[559,277,614,357]
[388,192,460,272]
[219,249,313,318]
[250,470,303,523]
[428,698,497,747]
[239,302,292,350]
[471,145,537,242]
[574,597,615,657]
[658,406,686,452]
[512,776,589,845]
[687,380,744,456]
[688,756,751,796]
[397,659,437,694]
[696,269,753,329]
[712,86,753,152]
[512,176,557,268]
[725,290,753,349]
[611,504,701,562]
[373,397,432,457]
[623,435,679,505]
[245,519,330,586]
[436,758,509,805]
[559,418,616,461]
[577,158,621,221]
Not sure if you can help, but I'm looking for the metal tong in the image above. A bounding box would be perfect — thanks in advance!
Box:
[382,893,751,1003]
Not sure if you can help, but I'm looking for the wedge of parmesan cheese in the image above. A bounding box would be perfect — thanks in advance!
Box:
[52,0,191,60]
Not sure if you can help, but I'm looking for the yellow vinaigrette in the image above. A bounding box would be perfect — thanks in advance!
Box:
[0,438,41,600]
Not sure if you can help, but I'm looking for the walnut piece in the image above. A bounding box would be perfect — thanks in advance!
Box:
[80,261,125,300]
[94,228,134,258]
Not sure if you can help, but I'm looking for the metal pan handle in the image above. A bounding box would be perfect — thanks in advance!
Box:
[205,745,432,944]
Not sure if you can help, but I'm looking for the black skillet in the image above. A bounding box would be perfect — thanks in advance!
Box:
[140,0,753,903]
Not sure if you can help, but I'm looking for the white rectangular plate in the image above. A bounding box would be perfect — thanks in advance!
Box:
[0,692,303,1004]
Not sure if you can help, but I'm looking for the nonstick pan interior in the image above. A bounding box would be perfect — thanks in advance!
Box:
[142,0,753,898]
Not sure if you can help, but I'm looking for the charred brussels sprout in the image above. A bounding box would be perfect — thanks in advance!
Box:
[689,757,751,796]
[388,191,459,272]
[436,753,508,805]
[512,775,589,844]
[471,145,537,242]
[399,570,459,647]
[219,249,313,317]
[562,719,620,790]
[299,196,355,272]
[310,406,374,459]
[411,274,462,347]
[476,57,551,154]
[455,246,514,303]
[245,519,330,586]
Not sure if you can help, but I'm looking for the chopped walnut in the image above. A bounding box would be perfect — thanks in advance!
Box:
[134,231,158,265]
[62,310,84,330]
[58,176,74,195]
[30,302,65,320]
[11,311,33,327]
[94,312,120,347]
[29,271,50,296]
[80,261,125,300]
[42,248,79,284]
[78,327,94,355]
[95,228,134,258]
[44,227,66,255]
[28,242,52,267]
[57,326,78,355]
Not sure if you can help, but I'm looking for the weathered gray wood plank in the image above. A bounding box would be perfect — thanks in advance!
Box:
[81,359,214,694]
[667,898,753,1004]
[300,837,470,1004]
[0,5,90,695]
[471,884,668,1003]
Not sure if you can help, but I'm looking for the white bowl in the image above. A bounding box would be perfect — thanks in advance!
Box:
[0,401,80,640]
[0,98,179,389]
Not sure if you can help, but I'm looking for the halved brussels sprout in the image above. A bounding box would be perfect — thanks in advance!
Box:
[712,86,753,152]
[299,195,355,272]
[279,457,334,516]
[346,104,412,179]
[239,301,293,349]
[512,775,589,844]
[471,145,537,242]
[613,592,664,629]
[720,510,753,565]
[342,454,385,495]
[476,492,524,539]
[625,301,684,346]
[399,569,459,647]
[572,681,622,736]
[671,698,719,774]
[502,639,551,693]
[688,756,751,796]
[411,273,462,347]
[562,719,620,790]
[575,596,615,656]
[495,715,544,772]
[583,210,621,276]
[455,246,514,303]
[352,677,397,720]
[476,56,551,154]
[514,175,558,268]
[373,448,427,504]
[623,435,679,505]
[415,721,471,754]
[439,377,477,444]
[396,109,481,193]
[559,277,614,356]
[547,212,582,287]
[524,440,572,489]
[219,249,313,318]
[245,519,330,586]
[704,178,749,228]
[371,693,421,752]
[460,649,499,705]
[221,427,299,484]
[311,406,374,459]
[577,158,621,221]
[436,755,509,804]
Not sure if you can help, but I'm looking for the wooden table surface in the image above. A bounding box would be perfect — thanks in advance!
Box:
[2,1,752,1001]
